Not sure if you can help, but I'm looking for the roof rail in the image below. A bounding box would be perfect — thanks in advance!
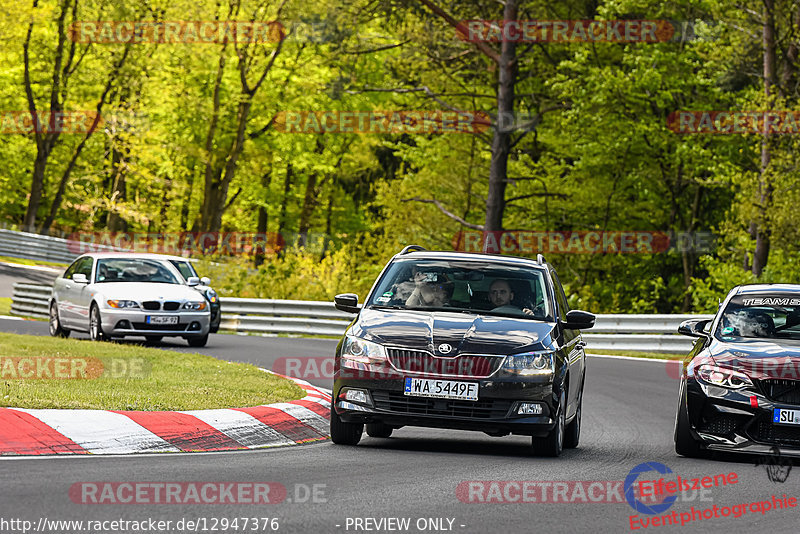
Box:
[399,245,427,255]
[536,253,546,265]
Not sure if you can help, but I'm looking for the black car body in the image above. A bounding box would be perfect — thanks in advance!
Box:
[164,257,221,333]
[675,283,800,458]
[330,247,595,456]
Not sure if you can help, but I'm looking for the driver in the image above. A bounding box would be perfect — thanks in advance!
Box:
[489,279,535,316]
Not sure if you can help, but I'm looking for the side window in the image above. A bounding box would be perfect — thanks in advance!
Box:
[76,257,93,278]
[550,269,569,320]
[63,258,81,279]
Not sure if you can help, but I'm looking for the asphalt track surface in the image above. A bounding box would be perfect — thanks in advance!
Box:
[0,322,799,533]
[0,262,59,298]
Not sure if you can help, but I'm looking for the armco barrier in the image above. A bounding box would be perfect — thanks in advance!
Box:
[10,283,709,353]
[0,228,117,264]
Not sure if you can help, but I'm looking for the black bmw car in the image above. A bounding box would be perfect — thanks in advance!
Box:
[330,246,595,456]
[675,283,800,458]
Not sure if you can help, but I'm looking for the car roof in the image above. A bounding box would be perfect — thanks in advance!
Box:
[394,250,548,269]
[735,283,800,295]
[77,252,196,262]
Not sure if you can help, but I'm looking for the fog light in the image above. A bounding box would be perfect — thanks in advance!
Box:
[517,402,543,415]
[188,322,200,330]
[340,388,371,406]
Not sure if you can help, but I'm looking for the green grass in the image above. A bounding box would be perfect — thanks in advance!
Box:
[0,297,10,316]
[586,349,685,360]
[0,332,305,410]
[0,255,67,268]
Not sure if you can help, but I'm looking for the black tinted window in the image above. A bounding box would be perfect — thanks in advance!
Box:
[550,269,569,320]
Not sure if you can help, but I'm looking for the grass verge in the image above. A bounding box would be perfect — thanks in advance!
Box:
[0,255,66,268]
[0,332,305,410]
[586,349,684,360]
[0,297,10,316]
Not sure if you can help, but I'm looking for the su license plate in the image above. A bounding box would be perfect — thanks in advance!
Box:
[404,377,478,401]
[146,315,178,325]
[774,408,800,426]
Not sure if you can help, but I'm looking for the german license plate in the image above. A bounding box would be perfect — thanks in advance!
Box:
[146,315,178,325]
[404,377,478,401]
[774,408,800,426]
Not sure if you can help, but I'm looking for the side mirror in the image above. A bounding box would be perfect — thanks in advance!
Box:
[200,277,211,285]
[72,273,89,284]
[334,293,361,314]
[186,276,200,287]
[562,309,595,330]
[678,319,711,338]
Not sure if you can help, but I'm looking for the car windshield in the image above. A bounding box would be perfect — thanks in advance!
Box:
[367,258,551,320]
[95,258,180,284]
[716,294,800,341]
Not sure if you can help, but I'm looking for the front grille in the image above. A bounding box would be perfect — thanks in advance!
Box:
[386,348,503,378]
[759,379,800,405]
[371,391,512,419]
[131,322,186,331]
[142,301,160,311]
[163,301,180,311]
[753,418,800,446]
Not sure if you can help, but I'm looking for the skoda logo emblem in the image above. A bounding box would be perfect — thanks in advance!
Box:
[438,343,453,354]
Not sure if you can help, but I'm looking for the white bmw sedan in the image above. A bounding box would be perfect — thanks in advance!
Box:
[50,253,211,346]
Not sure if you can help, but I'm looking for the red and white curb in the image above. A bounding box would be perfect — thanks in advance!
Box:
[0,373,331,456]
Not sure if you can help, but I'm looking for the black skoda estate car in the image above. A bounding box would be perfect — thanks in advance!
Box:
[330,246,595,456]
[675,284,800,458]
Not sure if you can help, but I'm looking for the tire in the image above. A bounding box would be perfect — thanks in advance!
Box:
[49,302,70,338]
[187,334,209,347]
[89,304,106,341]
[145,336,163,344]
[330,405,363,445]
[532,390,565,457]
[366,422,393,438]
[564,384,583,449]
[675,378,704,458]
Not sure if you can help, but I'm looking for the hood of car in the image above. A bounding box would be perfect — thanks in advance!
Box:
[708,338,800,380]
[91,282,204,302]
[352,308,555,355]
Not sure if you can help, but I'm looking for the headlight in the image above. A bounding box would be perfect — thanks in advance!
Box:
[695,364,753,389]
[206,289,218,303]
[183,301,208,310]
[342,335,387,364]
[502,351,555,376]
[107,300,139,308]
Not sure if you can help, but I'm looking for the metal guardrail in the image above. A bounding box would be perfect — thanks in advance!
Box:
[0,228,118,265]
[10,283,709,353]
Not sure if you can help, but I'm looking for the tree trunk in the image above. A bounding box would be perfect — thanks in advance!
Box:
[484,0,519,237]
[752,0,776,277]
[254,157,272,267]
[276,163,294,255]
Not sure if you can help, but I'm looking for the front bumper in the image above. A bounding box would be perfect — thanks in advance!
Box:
[100,308,210,337]
[333,362,559,437]
[686,376,800,457]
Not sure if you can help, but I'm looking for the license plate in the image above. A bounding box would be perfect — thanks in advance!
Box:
[404,377,478,401]
[146,315,178,325]
[773,408,800,426]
